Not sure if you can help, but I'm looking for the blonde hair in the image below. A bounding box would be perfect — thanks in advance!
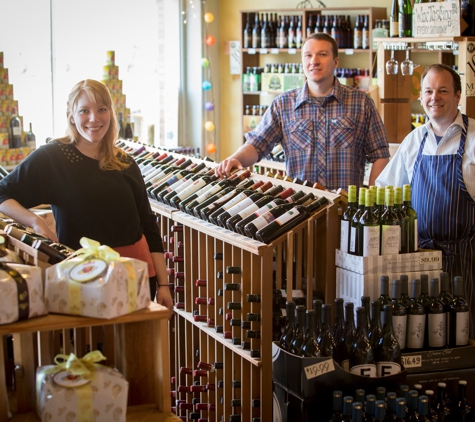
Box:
[55,79,129,171]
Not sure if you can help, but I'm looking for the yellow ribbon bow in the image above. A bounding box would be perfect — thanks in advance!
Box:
[47,350,107,379]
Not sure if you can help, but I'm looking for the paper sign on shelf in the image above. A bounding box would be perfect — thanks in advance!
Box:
[230,41,241,75]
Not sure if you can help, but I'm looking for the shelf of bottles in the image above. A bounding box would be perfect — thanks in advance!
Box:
[120,139,342,421]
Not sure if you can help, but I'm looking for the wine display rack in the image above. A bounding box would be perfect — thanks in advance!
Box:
[132,140,342,421]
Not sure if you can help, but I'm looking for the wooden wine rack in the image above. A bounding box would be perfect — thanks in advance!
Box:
[148,166,342,422]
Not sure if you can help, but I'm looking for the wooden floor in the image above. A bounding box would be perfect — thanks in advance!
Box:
[9,406,181,422]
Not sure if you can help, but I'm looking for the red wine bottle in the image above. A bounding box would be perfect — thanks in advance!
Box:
[278,301,296,352]
[406,279,426,351]
[448,276,469,347]
[349,306,376,377]
[376,304,402,376]
[391,279,407,351]
[427,277,446,349]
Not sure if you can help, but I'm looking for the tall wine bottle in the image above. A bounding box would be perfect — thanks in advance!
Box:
[340,185,357,253]
[390,0,399,37]
[394,187,409,253]
[333,298,346,368]
[399,0,413,38]
[427,277,446,349]
[379,275,392,306]
[349,187,367,256]
[380,187,400,255]
[318,304,339,362]
[290,305,307,355]
[373,187,386,221]
[369,300,383,354]
[402,184,418,253]
[342,301,356,372]
[279,301,296,352]
[406,279,426,351]
[349,307,376,377]
[391,279,407,350]
[358,188,380,257]
[299,310,322,357]
[377,304,402,376]
[448,276,470,347]
[361,295,372,332]
[455,380,473,421]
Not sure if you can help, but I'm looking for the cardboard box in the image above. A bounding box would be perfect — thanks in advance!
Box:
[336,267,442,304]
[272,342,406,400]
[335,249,442,275]
[402,340,475,374]
[243,115,262,134]
[261,73,305,93]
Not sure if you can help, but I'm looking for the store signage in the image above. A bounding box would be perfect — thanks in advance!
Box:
[230,41,241,75]
[413,2,461,38]
[465,42,475,97]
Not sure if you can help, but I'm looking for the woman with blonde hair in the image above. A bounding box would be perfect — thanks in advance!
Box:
[0,79,173,313]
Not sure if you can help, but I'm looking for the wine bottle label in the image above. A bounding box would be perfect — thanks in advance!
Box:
[225,196,254,217]
[428,313,446,348]
[237,202,259,219]
[406,314,425,349]
[455,311,470,346]
[274,208,301,226]
[168,177,194,196]
[349,363,377,378]
[349,226,357,253]
[376,362,401,377]
[194,184,222,204]
[340,359,349,372]
[362,226,380,257]
[253,201,279,217]
[221,192,248,211]
[340,220,349,253]
[163,175,190,194]
[176,179,207,201]
[381,225,400,255]
[207,190,238,212]
[390,21,398,37]
[251,210,278,231]
[392,315,407,350]
[12,127,21,136]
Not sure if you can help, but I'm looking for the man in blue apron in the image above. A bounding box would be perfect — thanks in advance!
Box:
[376,64,475,338]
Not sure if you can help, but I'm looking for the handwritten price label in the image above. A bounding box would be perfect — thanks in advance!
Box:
[401,355,422,369]
[304,359,335,380]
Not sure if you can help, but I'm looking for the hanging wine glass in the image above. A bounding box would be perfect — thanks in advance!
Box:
[401,49,414,76]
[385,49,398,75]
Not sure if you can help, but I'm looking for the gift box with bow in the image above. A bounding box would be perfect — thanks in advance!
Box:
[45,237,150,319]
[36,351,128,422]
[0,262,46,325]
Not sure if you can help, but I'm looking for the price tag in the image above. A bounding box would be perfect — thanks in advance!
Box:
[303,358,335,380]
[288,48,297,55]
[259,48,268,54]
[248,48,256,55]
[344,49,354,55]
[270,48,279,55]
[401,355,422,369]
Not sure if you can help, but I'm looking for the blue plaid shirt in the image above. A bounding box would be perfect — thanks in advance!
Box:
[245,79,390,190]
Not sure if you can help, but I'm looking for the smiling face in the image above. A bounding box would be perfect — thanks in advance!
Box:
[302,38,339,91]
[70,93,111,146]
[420,68,460,128]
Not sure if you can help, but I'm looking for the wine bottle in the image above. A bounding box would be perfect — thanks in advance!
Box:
[406,279,426,351]
[349,187,367,256]
[380,187,400,255]
[168,173,219,209]
[377,304,402,376]
[359,188,380,257]
[399,0,413,38]
[391,279,407,350]
[439,271,454,308]
[373,187,386,221]
[340,185,357,254]
[342,301,356,372]
[420,274,431,308]
[393,187,409,253]
[427,277,446,349]
[32,239,68,264]
[279,301,296,352]
[402,184,418,253]
[358,296,370,334]
[448,276,470,347]
[252,12,261,48]
[330,391,344,422]
[342,396,354,422]
[387,392,398,421]
[9,108,22,149]
[395,397,407,422]
[313,299,323,340]
[25,122,36,151]
[434,382,451,422]
[243,13,251,48]
[455,381,472,422]
[424,389,438,422]
[379,275,392,306]
[375,400,386,422]
[407,390,420,420]
[333,298,346,366]
[369,300,383,353]
[299,310,322,357]
[376,386,386,403]
[390,0,399,37]
[318,304,340,362]
[365,395,377,422]
[255,196,329,243]
[349,307,376,377]
[352,401,363,422]
[290,304,306,355]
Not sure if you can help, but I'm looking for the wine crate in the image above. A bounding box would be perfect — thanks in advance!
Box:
[335,249,442,275]
[402,340,475,374]
[336,267,442,304]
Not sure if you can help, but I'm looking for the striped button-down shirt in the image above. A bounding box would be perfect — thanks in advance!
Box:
[244,79,390,190]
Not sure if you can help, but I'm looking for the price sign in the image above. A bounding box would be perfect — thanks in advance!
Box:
[303,359,335,380]
[401,355,422,369]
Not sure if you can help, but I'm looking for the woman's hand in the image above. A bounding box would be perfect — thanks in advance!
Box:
[155,285,173,317]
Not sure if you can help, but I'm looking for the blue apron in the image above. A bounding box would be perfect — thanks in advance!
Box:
[411,115,475,338]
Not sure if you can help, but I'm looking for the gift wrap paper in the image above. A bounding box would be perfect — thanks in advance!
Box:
[0,263,46,324]
[37,363,128,422]
[45,257,150,319]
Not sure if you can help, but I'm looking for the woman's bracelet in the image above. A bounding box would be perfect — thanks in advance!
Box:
[158,284,170,288]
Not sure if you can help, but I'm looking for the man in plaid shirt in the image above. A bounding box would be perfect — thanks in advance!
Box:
[215,33,390,191]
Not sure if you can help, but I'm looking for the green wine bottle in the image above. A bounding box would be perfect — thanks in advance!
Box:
[380,187,400,255]
[402,184,418,253]
[349,187,367,256]
[340,185,357,253]
[358,188,380,257]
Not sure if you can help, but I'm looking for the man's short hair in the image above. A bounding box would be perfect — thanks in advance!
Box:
[302,32,339,59]
[421,64,462,94]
